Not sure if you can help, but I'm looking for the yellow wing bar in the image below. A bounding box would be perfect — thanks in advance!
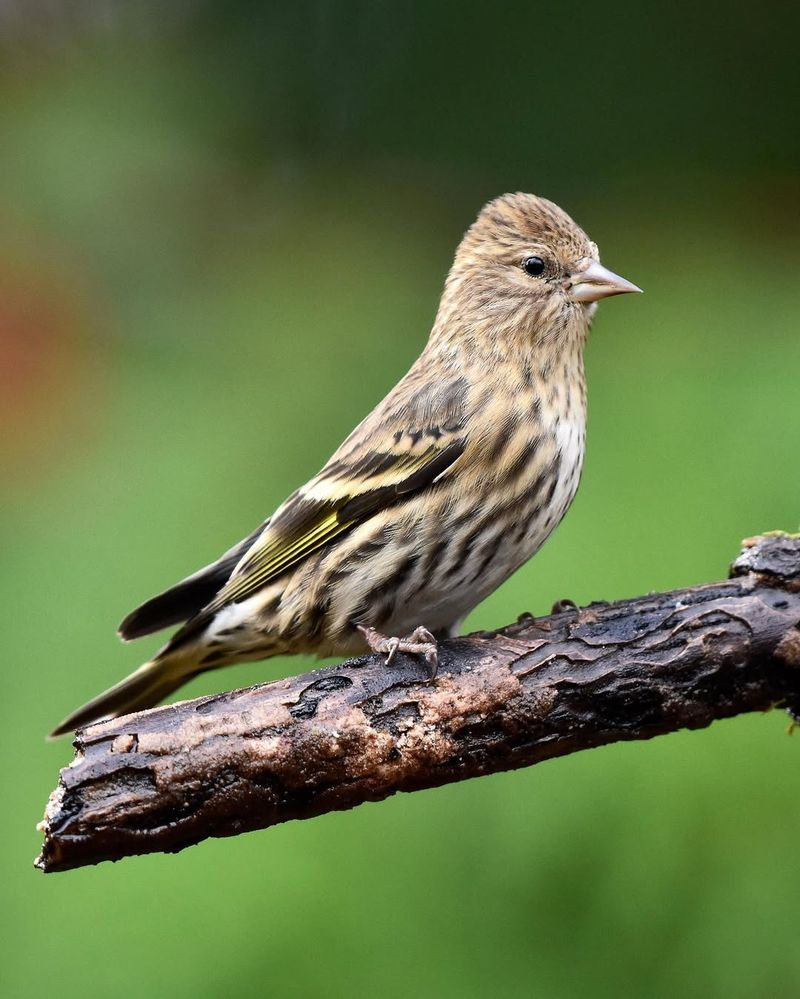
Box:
[210,440,465,610]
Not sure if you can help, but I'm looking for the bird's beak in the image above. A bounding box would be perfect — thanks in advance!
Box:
[568,259,642,303]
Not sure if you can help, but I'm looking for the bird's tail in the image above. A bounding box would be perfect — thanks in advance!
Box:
[48,653,196,739]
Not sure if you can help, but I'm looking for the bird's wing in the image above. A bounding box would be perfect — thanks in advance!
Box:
[205,372,469,610]
[118,521,268,639]
[123,370,468,644]
[209,438,465,611]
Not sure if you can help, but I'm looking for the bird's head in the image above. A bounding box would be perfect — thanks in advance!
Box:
[435,192,640,353]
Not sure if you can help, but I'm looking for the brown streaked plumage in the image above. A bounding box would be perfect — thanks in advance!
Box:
[50,193,640,737]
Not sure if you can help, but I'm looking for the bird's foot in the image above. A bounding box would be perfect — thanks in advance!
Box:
[357,625,439,679]
[551,598,578,614]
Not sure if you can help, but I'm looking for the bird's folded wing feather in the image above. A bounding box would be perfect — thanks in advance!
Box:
[209,372,469,609]
[118,521,268,639]
[120,370,468,641]
[209,436,465,610]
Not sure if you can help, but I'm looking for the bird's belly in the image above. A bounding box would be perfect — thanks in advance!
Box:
[377,438,585,637]
[385,510,558,635]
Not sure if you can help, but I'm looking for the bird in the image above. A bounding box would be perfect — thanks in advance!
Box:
[50,192,641,738]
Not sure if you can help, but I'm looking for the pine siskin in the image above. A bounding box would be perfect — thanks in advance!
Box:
[51,193,640,737]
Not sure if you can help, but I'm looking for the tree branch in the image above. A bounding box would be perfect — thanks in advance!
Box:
[36,533,800,873]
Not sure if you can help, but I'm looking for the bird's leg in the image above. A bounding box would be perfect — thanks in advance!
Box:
[357,625,439,679]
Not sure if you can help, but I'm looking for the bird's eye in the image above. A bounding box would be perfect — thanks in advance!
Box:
[522,255,546,277]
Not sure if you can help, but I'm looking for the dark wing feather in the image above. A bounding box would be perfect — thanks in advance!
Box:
[203,370,469,614]
[210,440,465,610]
[118,520,268,640]
[162,438,466,654]
[131,369,469,651]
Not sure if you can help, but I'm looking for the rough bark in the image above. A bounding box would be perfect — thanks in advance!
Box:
[36,533,800,873]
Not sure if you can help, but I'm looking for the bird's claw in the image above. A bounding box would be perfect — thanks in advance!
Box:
[358,625,439,680]
[384,637,400,665]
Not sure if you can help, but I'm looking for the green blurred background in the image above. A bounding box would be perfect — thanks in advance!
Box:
[2,2,799,996]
